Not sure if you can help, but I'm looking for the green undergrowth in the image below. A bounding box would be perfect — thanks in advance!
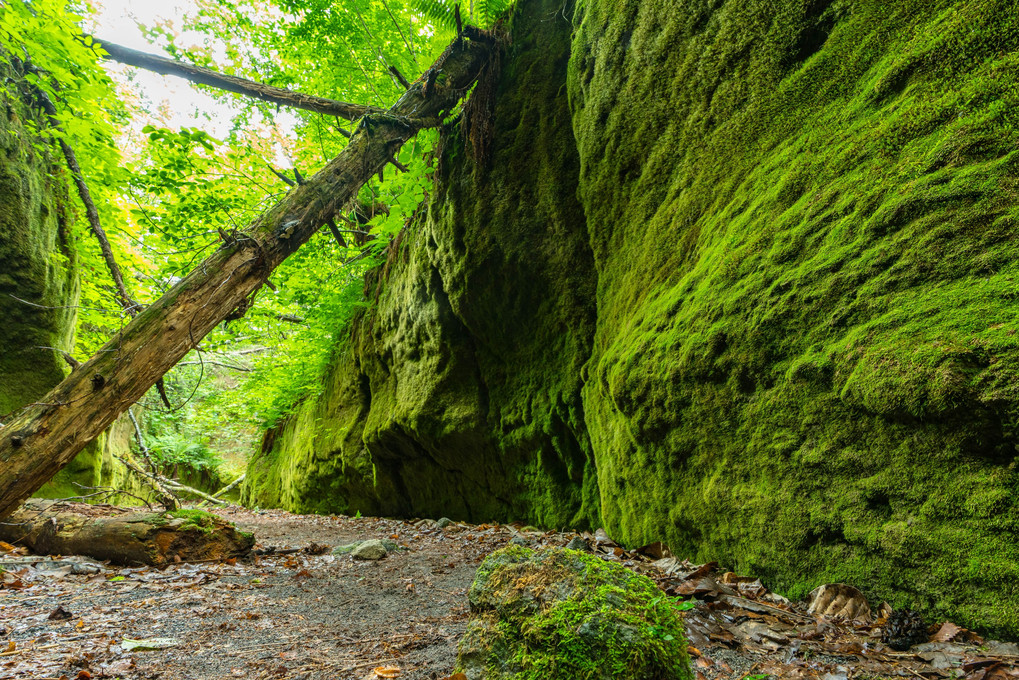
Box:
[569,0,1019,635]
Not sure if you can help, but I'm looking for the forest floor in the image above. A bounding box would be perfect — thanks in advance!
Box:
[1,505,1018,680]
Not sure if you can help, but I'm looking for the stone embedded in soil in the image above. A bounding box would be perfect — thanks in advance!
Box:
[455,546,691,680]
[507,536,529,547]
[352,539,388,560]
[437,517,453,528]
[334,539,401,557]
[566,536,591,552]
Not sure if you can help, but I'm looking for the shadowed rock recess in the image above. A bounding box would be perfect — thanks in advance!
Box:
[244,0,1019,635]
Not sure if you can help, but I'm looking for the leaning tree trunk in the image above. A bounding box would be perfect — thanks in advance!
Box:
[0,34,492,520]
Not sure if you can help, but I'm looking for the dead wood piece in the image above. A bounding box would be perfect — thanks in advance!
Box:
[211,473,245,499]
[0,500,253,566]
[92,37,382,121]
[161,478,228,505]
[0,33,492,519]
[114,454,180,511]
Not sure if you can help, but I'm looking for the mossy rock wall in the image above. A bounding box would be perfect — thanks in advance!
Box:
[245,0,601,530]
[0,63,145,502]
[0,64,78,417]
[247,0,1019,635]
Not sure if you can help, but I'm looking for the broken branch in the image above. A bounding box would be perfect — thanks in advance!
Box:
[92,37,384,121]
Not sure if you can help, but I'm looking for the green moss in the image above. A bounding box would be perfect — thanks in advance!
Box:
[457,547,690,679]
[569,0,1019,636]
[165,509,218,534]
[0,63,78,416]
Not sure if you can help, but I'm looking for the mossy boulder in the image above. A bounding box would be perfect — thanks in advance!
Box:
[455,547,690,680]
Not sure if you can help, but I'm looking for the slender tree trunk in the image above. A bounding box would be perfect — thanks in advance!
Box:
[0,35,491,520]
[92,37,384,121]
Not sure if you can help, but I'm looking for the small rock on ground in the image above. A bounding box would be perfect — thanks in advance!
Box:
[352,539,387,560]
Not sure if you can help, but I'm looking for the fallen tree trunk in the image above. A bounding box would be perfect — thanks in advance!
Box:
[92,37,383,121]
[0,33,492,520]
[0,501,253,566]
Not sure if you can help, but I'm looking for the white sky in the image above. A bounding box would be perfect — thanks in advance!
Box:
[88,0,297,160]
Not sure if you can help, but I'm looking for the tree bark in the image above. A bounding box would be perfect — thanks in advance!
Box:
[93,37,385,122]
[0,500,253,566]
[0,35,491,520]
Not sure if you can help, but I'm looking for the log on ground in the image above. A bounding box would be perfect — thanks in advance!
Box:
[0,501,254,566]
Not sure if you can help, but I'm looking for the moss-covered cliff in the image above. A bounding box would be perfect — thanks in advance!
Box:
[0,65,79,416]
[0,62,146,501]
[247,0,1019,635]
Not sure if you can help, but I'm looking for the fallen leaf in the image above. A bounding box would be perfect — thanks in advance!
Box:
[677,562,719,581]
[933,621,984,644]
[121,637,181,651]
[374,666,401,678]
[594,528,618,546]
[637,542,665,559]
[808,584,872,622]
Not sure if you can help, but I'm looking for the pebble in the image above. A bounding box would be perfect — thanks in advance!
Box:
[565,537,591,552]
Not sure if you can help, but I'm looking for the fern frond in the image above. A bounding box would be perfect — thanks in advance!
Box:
[411,0,514,30]
[409,0,461,29]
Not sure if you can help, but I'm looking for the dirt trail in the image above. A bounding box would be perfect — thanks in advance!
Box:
[0,506,1016,680]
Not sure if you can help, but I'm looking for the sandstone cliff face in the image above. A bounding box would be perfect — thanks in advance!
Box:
[246,0,1019,635]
